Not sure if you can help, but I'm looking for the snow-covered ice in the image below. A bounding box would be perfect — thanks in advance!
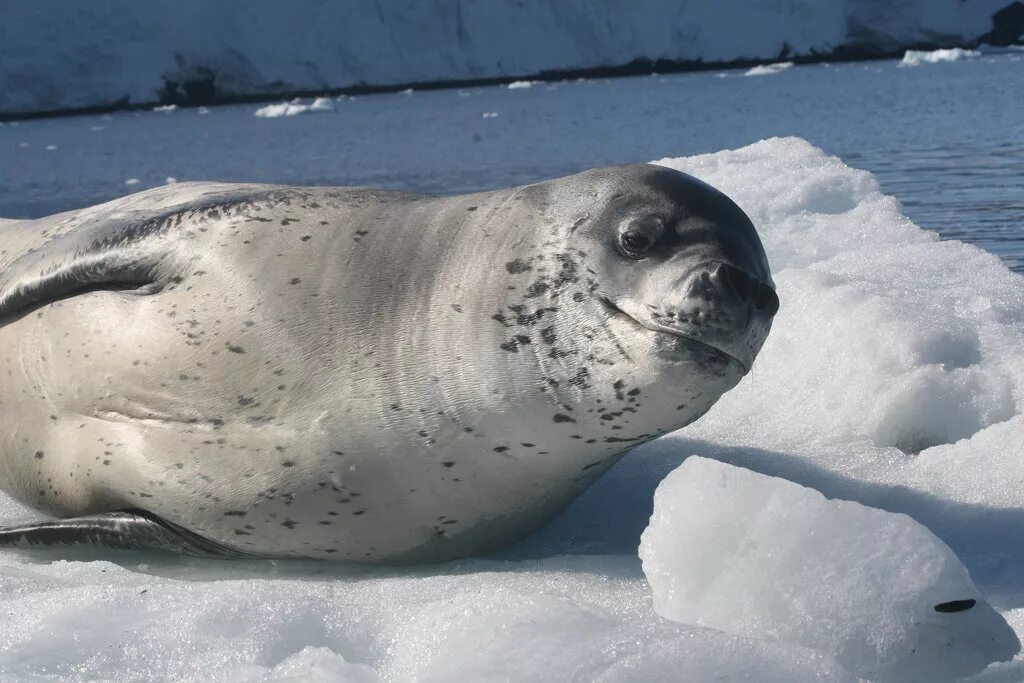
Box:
[744,61,795,76]
[507,80,539,90]
[640,457,1020,682]
[3,136,1024,680]
[901,48,982,66]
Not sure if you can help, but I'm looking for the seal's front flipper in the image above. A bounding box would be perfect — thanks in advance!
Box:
[0,510,250,558]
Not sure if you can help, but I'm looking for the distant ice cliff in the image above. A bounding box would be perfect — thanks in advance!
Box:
[0,0,1021,116]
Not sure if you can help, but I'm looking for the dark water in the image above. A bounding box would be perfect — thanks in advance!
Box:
[2,53,1022,270]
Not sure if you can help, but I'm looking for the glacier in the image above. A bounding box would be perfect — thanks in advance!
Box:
[1,0,1020,116]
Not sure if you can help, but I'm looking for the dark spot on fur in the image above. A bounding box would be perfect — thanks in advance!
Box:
[525,281,549,298]
[613,380,625,400]
[553,413,576,424]
[34,451,44,459]
[505,259,532,274]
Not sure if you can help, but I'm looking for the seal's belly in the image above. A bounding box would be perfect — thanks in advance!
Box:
[0,285,611,561]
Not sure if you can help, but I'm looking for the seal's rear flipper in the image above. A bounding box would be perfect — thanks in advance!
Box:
[0,510,251,558]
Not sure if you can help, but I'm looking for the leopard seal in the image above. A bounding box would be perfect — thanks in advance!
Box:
[0,164,778,563]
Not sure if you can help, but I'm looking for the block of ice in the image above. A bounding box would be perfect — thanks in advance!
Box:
[901,48,981,66]
[639,457,1021,682]
[254,97,334,118]
[744,61,794,76]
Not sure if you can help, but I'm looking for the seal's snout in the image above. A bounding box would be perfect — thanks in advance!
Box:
[712,262,779,318]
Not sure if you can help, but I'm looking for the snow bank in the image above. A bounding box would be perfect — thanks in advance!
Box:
[640,457,1019,682]
[1,0,1017,115]
[901,47,982,66]
[3,137,1024,679]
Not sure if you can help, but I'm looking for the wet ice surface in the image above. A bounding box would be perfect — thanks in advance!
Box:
[2,135,1024,680]
[1,53,1022,271]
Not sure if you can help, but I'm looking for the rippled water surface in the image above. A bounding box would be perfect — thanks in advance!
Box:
[2,53,1022,270]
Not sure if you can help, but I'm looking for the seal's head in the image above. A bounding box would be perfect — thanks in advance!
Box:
[570,164,776,375]
[517,164,778,432]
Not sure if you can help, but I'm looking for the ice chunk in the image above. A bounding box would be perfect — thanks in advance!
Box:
[254,97,334,118]
[639,457,1021,682]
[308,97,334,111]
[507,80,538,89]
[744,61,794,76]
[901,48,980,66]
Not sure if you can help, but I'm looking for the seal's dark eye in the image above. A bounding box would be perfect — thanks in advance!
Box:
[619,219,663,259]
[622,233,651,252]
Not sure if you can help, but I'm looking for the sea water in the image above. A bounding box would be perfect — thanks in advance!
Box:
[1,52,1021,271]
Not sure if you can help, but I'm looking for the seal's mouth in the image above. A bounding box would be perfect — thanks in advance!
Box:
[601,298,749,372]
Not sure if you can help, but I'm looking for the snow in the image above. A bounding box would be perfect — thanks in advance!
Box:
[744,62,795,76]
[640,457,1019,682]
[4,136,1024,679]
[507,80,539,90]
[901,48,982,66]
[0,0,1015,115]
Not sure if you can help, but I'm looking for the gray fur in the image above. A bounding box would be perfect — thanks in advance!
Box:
[0,165,776,563]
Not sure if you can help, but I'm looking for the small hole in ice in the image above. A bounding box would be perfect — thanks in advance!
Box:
[934,599,976,613]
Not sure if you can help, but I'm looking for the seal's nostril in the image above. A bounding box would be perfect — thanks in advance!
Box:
[754,283,780,317]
